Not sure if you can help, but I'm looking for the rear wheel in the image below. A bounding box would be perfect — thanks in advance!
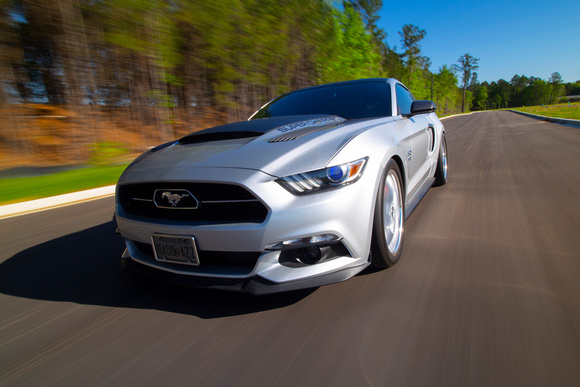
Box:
[434,133,448,186]
[371,159,404,268]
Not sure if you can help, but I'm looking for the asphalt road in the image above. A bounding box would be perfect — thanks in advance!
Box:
[1,111,580,386]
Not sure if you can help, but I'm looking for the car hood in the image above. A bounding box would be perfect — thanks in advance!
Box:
[122,114,394,179]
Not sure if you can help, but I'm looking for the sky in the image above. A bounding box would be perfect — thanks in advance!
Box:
[377,0,580,84]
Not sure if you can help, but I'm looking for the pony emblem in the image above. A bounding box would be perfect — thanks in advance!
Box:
[153,189,198,209]
[162,192,190,207]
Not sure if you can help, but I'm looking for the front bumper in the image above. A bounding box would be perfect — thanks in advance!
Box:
[124,248,368,295]
[115,163,380,293]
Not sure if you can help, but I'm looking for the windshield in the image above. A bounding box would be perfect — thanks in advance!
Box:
[251,82,392,120]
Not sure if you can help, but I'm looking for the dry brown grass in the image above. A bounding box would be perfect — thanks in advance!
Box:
[0,104,229,169]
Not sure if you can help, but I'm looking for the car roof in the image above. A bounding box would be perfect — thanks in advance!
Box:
[286,78,399,94]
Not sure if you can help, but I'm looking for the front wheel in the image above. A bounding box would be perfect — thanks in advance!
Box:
[371,159,404,268]
[434,133,448,186]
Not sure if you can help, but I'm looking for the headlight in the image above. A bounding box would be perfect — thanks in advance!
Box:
[276,157,368,195]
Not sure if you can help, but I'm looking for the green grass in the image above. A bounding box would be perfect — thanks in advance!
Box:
[0,163,129,205]
[512,103,580,120]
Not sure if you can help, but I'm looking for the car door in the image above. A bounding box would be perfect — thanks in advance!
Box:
[395,84,432,202]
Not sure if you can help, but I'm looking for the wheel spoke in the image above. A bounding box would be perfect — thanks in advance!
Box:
[383,172,402,254]
[442,139,448,180]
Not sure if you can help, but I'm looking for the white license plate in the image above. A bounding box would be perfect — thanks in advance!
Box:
[151,234,199,266]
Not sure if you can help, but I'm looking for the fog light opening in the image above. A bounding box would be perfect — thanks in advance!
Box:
[297,246,323,265]
[278,242,352,268]
[267,234,341,251]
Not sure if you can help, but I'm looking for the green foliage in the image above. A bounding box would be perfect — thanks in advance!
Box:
[7,0,542,137]
[454,54,479,88]
[565,81,580,96]
[399,25,426,64]
[89,142,130,165]
[398,24,428,90]
[453,54,479,112]
[475,73,569,110]
[2,0,466,120]
[473,86,488,110]
[433,65,461,114]
[464,90,473,112]
[318,5,383,83]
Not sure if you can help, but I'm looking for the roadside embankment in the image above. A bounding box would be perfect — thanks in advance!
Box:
[509,109,580,128]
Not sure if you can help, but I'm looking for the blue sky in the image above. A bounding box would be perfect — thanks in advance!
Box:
[377,0,580,83]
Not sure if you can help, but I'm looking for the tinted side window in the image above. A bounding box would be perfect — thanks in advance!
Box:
[396,84,415,116]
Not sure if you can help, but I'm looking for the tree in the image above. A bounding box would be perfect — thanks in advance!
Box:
[565,80,580,96]
[487,79,510,109]
[344,0,386,50]
[523,77,548,106]
[473,86,488,110]
[453,53,479,112]
[317,4,382,84]
[398,24,426,90]
[510,74,529,106]
[433,65,460,114]
[548,72,564,103]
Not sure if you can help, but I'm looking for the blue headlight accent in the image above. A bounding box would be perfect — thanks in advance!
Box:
[327,165,346,182]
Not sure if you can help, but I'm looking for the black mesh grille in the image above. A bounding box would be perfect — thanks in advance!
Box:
[118,182,268,223]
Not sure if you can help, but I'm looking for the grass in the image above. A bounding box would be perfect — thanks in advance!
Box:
[0,163,129,205]
[512,102,580,120]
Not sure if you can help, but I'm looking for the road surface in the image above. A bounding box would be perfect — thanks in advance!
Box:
[1,111,580,386]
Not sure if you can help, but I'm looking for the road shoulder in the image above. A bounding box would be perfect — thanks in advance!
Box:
[0,185,115,219]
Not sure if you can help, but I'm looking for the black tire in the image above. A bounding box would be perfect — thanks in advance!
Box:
[434,133,448,186]
[371,159,405,268]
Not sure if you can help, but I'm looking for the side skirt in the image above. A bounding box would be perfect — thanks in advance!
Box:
[405,177,435,220]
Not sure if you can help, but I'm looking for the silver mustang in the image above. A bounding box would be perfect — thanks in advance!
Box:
[115,78,447,294]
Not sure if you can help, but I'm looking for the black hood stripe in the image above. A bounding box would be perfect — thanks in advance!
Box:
[179,115,343,145]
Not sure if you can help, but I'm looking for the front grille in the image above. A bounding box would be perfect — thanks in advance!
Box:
[134,241,260,269]
[118,182,268,223]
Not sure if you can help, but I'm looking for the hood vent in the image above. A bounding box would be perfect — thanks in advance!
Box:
[269,116,346,143]
[180,130,263,145]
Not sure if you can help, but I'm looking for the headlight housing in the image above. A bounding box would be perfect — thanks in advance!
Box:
[276,157,368,195]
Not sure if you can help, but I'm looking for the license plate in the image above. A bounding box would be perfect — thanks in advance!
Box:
[151,233,199,266]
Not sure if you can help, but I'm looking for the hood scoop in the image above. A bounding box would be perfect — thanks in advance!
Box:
[269,116,346,143]
[180,130,263,145]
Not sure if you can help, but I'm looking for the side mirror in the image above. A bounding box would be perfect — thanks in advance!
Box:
[405,100,436,117]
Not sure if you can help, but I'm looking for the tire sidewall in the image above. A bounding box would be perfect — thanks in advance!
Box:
[371,159,404,268]
[435,133,448,186]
